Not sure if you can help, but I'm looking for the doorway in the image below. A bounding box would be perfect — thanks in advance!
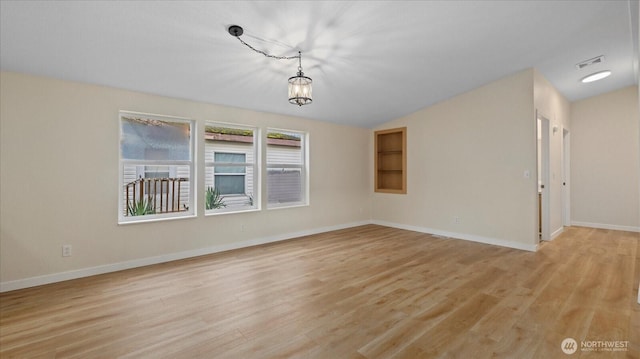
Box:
[562,128,570,226]
[537,116,550,241]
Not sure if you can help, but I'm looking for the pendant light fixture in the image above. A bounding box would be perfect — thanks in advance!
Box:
[288,52,312,106]
[228,25,312,106]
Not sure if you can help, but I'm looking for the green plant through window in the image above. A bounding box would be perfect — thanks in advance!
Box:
[206,187,227,210]
[127,196,156,216]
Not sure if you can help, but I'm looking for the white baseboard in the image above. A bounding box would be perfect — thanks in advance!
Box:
[371,220,538,252]
[549,227,564,241]
[571,221,640,233]
[0,220,371,293]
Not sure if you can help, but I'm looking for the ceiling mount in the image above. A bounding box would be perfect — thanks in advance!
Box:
[576,55,605,69]
[228,25,243,37]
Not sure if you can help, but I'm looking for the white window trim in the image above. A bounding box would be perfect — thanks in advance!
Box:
[118,111,196,224]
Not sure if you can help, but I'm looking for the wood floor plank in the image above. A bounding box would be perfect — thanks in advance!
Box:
[471,286,536,342]
[1,224,638,358]
[411,292,501,357]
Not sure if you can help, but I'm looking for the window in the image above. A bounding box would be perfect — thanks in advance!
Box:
[137,164,173,194]
[119,112,195,223]
[143,165,170,180]
[205,123,258,214]
[267,129,308,208]
[214,153,246,195]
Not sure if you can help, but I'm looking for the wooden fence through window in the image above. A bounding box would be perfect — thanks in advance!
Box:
[124,177,188,215]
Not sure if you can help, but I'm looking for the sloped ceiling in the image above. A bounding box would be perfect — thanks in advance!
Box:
[1,0,638,128]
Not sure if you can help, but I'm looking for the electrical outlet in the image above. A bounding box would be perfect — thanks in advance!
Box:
[454,216,461,225]
[62,244,72,257]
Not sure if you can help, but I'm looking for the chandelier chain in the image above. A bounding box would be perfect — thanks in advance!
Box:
[227,24,311,106]
[234,36,301,61]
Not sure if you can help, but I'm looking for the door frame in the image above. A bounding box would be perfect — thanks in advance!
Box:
[562,128,571,227]
[537,114,551,241]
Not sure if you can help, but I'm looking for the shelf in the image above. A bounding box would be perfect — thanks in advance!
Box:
[377,150,403,154]
[374,127,406,194]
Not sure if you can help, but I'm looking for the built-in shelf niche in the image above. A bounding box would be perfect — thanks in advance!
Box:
[375,127,406,194]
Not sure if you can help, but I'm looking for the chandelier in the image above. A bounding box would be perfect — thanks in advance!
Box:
[228,25,312,106]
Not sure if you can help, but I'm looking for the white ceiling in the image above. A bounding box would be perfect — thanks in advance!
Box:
[1,0,638,128]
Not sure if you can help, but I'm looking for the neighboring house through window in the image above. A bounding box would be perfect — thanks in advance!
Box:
[266,129,308,208]
[120,117,304,219]
[205,123,258,213]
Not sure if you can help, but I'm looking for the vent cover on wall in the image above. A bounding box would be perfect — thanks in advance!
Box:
[575,55,605,69]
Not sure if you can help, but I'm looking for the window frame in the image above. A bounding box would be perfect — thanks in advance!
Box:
[266,128,309,209]
[204,122,260,215]
[118,111,196,224]
[213,151,247,195]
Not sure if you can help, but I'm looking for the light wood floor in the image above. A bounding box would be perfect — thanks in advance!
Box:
[1,225,638,358]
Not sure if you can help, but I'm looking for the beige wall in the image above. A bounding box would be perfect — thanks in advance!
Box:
[570,86,640,231]
[533,70,571,238]
[3,69,636,291]
[371,69,539,250]
[0,72,370,288]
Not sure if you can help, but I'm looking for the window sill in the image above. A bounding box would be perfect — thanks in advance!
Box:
[118,213,196,225]
[267,202,309,211]
[205,207,260,216]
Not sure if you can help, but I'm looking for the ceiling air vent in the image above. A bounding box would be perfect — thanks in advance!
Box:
[576,55,605,69]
